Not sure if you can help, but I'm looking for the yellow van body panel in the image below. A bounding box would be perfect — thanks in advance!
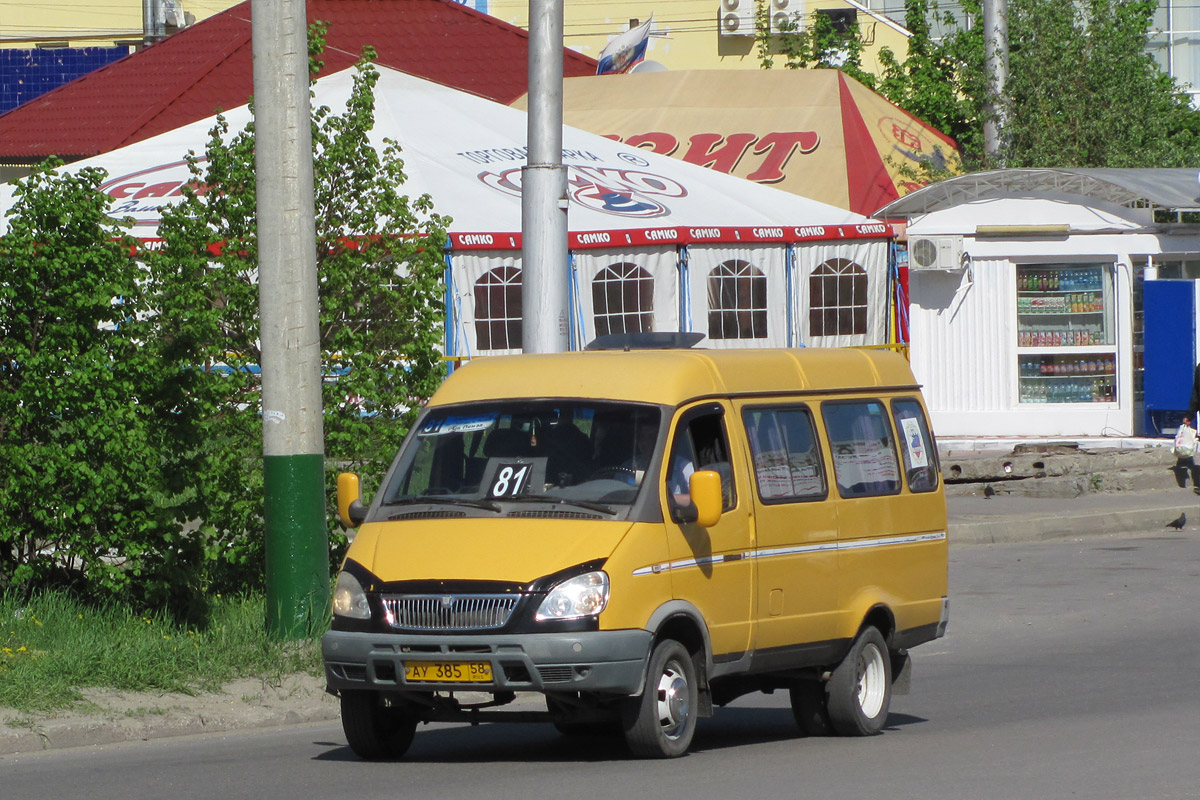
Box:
[346,518,632,584]
[429,348,918,409]
[596,522,672,632]
[731,397,841,652]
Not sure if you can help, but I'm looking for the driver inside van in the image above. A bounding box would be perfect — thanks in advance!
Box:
[601,418,693,503]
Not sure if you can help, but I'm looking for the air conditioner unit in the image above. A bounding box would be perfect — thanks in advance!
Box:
[770,0,804,33]
[719,0,756,37]
[908,236,965,271]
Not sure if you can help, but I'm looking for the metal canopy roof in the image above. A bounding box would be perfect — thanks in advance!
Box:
[876,168,1200,217]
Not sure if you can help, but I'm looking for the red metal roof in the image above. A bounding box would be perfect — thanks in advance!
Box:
[0,0,597,163]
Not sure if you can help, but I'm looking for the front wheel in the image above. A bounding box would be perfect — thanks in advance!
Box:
[622,639,698,758]
[788,681,832,737]
[826,626,892,736]
[340,690,418,760]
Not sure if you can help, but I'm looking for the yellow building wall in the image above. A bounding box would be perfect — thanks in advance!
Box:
[0,1,241,48]
[486,0,911,75]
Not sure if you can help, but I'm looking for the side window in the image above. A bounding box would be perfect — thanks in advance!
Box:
[743,406,827,502]
[670,409,736,510]
[892,398,939,493]
[821,400,901,498]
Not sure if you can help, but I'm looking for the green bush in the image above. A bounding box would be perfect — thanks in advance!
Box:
[0,164,198,607]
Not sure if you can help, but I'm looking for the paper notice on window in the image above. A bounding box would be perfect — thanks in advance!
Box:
[900,417,928,468]
[833,440,900,487]
[754,450,793,498]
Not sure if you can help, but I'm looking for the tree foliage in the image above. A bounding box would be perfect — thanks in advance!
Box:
[1002,0,1200,168]
[760,0,1200,171]
[148,35,449,584]
[0,165,199,605]
[0,29,449,613]
[875,0,1200,170]
[876,0,984,166]
[755,3,877,89]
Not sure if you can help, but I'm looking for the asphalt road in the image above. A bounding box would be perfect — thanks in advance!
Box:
[4,530,1199,800]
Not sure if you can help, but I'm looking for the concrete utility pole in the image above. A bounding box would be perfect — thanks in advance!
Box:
[251,0,329,637]
[983,0,1009,163]
[522,0,570,353]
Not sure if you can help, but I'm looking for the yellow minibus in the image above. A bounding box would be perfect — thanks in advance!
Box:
[323,336,948,759]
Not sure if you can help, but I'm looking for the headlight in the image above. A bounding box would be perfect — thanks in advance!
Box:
[535,571,609,621]
[332,571,371,619]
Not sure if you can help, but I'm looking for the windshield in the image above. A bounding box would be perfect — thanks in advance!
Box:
[381,400,662,511]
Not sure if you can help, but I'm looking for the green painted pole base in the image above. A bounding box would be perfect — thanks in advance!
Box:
[264,453,331,639]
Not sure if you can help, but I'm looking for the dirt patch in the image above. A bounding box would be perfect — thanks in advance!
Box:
[0,673,339,755]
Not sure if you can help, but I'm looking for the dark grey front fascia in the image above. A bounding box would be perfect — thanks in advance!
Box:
[322,628,653,695]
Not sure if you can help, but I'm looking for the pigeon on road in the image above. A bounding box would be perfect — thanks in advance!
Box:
[1166,512,1187,530]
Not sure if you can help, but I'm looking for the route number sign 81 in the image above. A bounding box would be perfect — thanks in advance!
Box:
[488,463,531,498]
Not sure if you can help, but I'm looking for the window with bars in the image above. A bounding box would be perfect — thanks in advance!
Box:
[473,265,522,350]
[592,262,654,337]
[707,260,767,340]
[809,258,868,337]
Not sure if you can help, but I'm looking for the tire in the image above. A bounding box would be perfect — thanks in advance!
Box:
[788,681,833,737]
[622,639,698,758]
[826,626,892,737]
[553,718,622,737]
[340,690,418,760]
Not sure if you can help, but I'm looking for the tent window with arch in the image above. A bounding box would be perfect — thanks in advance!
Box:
[474,265,523,350]
[708,259,768,341]
[809,258,868,337]
[592,262,655,336]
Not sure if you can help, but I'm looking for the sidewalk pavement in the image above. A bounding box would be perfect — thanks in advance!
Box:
[2,484,1196,759]
[947,486,1198,544]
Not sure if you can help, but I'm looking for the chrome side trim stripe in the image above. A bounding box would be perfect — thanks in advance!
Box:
[632,531,946,577]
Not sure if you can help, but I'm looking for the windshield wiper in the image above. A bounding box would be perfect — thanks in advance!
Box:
[502,495,616,515]
[384,495,502,513]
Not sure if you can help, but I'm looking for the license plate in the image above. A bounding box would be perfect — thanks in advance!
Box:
[403,660,493,684]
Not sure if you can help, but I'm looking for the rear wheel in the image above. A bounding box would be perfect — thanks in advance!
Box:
[622,639,698,758]
[826,626,892,736]
[340,690,418,760]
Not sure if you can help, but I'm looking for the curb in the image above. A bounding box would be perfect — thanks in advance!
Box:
[0,699,340,757]
[948,500,1197,545]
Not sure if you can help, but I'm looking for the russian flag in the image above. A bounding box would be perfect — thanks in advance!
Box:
[596,17,653,75]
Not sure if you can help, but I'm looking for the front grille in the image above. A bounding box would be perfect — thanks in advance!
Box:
[381,593,521,631]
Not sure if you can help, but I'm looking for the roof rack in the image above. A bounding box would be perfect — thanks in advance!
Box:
[585,332,706,351]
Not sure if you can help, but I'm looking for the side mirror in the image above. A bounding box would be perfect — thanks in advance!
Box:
[667,465,720,527]
[337,472,368,528]
[688,469,724,528]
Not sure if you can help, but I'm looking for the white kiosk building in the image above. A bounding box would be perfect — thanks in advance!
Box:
[879,169,1200,439]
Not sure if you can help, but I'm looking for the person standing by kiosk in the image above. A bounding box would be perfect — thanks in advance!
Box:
[1177,360,1200,492]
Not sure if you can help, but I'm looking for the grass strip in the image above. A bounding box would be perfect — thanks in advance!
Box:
[0,590,324,713]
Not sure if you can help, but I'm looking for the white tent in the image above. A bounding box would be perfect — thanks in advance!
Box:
[1,65,894,354]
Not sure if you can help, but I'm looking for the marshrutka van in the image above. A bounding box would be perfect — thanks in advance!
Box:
[323,336,949,759]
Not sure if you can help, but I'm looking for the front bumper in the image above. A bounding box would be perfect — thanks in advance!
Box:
[322,628,654,696]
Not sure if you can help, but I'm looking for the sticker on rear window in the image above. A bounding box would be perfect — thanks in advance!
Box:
[900,417,928,468]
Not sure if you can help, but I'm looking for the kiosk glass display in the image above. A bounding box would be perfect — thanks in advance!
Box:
[1016,263,1117,404]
